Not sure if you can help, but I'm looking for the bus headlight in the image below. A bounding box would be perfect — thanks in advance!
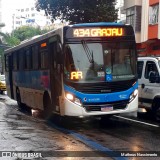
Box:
[66,93,74,101]
[65,93,82,106]
[129,89,138,102]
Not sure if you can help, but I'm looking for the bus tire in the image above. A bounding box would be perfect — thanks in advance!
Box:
[16,89,25,109]
[43,93,52,119]
[151,98,160,120]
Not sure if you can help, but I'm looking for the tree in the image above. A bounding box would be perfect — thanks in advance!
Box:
[0,23,6,38]
[13,26,44,42]
[36,0,118,24]
[2,26,49,47]
[0,25,49,73]
[3,33,20,47]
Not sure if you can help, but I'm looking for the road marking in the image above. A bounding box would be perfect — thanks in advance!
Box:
[115,115,159,128]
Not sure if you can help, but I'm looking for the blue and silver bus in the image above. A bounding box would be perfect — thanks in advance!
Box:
[4,22,138,119]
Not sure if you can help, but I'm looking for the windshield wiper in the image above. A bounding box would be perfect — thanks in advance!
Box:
[81,40,94,64]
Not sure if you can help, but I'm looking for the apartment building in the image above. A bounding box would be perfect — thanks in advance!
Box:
[122,0,160,56]
[1,0,52,33]
[120,0,142,43]
[13,7,52,30]
[139,0,160,56]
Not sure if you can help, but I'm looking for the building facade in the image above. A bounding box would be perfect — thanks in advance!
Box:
[122,0,160,56]
[139,0,160,56]
[1,0,52,33]
[13,7,52,30]
[120,0,142,43]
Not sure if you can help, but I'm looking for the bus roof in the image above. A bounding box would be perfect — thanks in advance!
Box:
[71,22,129,27]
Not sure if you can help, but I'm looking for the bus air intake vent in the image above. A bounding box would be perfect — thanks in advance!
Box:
[68,79,136,94]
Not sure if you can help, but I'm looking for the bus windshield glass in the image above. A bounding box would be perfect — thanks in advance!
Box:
[64,41,136,82]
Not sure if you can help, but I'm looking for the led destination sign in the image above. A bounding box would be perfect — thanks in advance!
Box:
[73,28,123,37]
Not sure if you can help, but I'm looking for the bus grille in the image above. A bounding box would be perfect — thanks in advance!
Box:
[83,100,129,112]
[67,79,136,94]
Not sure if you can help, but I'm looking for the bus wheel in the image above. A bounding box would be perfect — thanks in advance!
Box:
[16,89,24,109]
[43,94,52,120]
[151,98,160,121]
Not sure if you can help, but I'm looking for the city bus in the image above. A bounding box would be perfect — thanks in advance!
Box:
[4,22,138,119]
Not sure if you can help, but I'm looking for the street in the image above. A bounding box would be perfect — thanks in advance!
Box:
[0,94,160,160]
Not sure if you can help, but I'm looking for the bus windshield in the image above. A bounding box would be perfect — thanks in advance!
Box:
[64,41,136,82]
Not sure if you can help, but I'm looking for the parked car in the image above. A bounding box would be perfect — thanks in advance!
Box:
[0,74,6,94]
[138,56,160,119]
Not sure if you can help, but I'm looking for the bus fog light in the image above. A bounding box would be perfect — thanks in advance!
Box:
[74,97,81,106]
[133,89,138,96]
[130,89,138,101]
[66,93,74,101]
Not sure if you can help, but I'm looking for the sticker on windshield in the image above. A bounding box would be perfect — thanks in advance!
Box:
[106,67,111,74]
[97,72,105,77]
[106,74,113,82]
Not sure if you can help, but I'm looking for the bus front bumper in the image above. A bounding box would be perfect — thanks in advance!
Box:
[63,94,138,117]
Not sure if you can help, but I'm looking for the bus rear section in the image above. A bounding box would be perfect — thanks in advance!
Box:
[61,22,138,117]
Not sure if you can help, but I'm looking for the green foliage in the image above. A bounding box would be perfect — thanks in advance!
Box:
[4,34,20,47]
[2,26,49,47]
[13,26,42,42]
[36,0,118,24]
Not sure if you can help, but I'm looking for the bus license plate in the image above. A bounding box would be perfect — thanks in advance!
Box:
[101,106,113,112]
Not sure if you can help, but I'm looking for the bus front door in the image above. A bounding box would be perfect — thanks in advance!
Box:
[49,40,62,113]
[7,55,14,99]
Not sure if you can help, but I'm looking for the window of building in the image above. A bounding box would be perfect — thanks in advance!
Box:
[16,21,21,24]
[26,8,29,11]
[126,7,135,27]
[21,9,24,12]
[149,4,159,25]
[126,6,141,32]
[31,13,35,17]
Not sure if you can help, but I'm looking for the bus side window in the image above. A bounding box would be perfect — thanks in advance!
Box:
[32,45,39,69]
[40,50,48,69]
[19,49,25,70]
[25,47,32,70]
[13,51,18,71]
[5,55,9,72]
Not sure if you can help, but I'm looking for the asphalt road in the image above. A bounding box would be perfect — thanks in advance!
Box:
[0,94,160,160]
